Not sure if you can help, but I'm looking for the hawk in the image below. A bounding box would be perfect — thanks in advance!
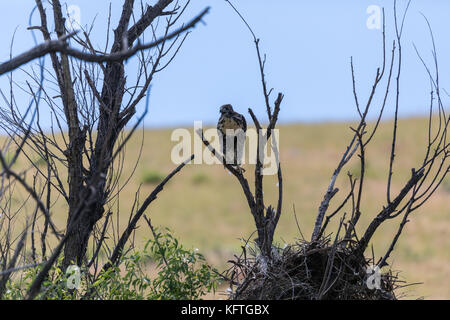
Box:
[217,104,247,171]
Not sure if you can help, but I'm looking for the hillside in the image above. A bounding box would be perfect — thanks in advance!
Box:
[2,117,449,299]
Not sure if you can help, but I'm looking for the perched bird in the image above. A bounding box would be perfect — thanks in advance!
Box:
[217,104,247,171]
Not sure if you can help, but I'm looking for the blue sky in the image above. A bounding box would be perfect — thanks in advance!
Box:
[1,0,449,129]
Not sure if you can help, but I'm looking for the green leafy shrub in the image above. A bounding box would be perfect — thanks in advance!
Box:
[3,255,80,300]
[191,172,209,185]
[146,228,218,299]
[141,170,165,185]
[442,177,450,194]
[0,151,17,169]
[33,155,47,167]
[3,228,219,300]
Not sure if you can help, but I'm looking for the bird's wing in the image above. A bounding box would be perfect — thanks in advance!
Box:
[232,113,247,132]
[217,115,226,135]
[241,114,247,132]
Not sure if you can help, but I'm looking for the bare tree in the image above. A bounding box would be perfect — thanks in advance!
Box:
[198,1,283,260]
[221,1,448,300]
[313,1,449,258]
[0,0,208,299]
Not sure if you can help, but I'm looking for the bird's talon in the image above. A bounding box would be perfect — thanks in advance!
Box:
[235,166,245,174]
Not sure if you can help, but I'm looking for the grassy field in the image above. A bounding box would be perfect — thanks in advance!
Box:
[2,116,449,299]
